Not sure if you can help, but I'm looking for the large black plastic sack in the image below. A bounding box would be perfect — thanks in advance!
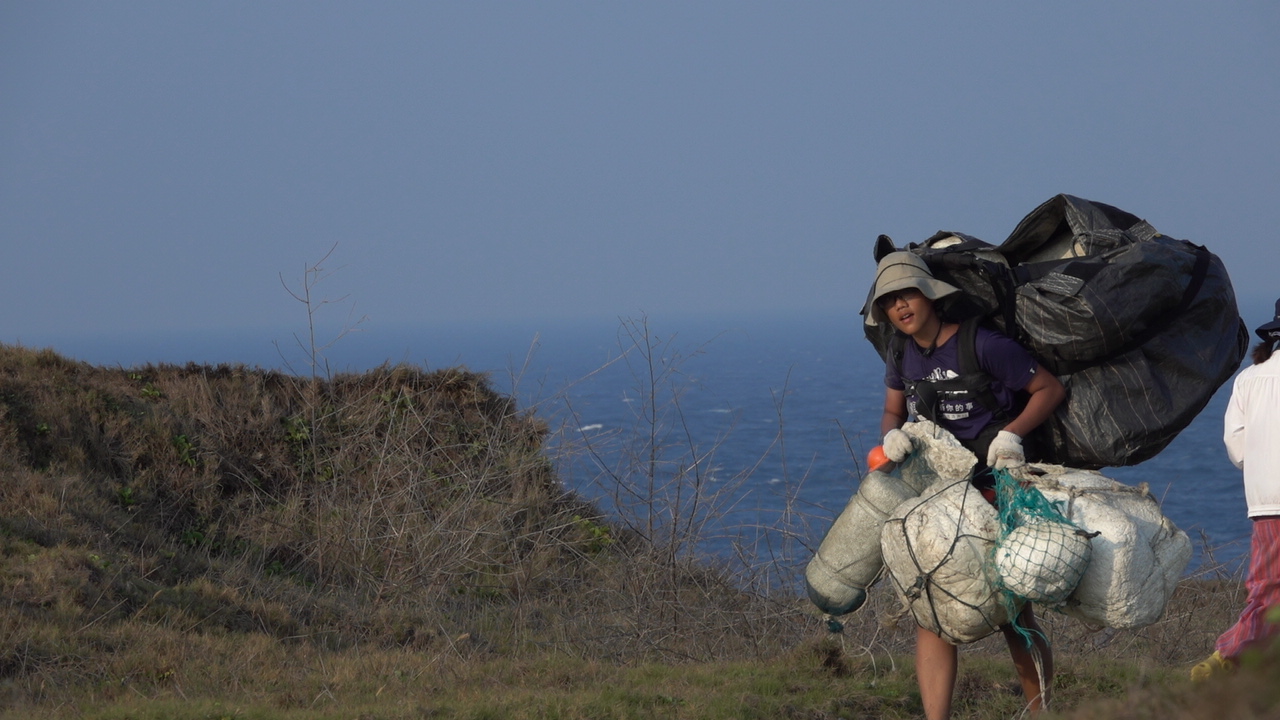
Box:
[865,194,1248,469]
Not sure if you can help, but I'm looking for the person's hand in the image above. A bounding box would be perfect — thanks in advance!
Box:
[882,429,914,463]
[987,430,1025,470]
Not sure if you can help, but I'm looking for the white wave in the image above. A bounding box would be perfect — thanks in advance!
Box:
[577,423,604,432]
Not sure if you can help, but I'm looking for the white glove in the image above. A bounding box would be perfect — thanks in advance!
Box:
[987,430,1025,470]
[883,429,914,463]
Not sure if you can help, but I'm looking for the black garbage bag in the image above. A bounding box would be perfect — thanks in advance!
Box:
[864,194,1247,469]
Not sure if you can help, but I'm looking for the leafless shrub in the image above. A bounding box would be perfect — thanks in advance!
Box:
[275,243,367,381]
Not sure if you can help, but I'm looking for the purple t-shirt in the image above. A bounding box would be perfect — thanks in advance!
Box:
[884,326,1039,441]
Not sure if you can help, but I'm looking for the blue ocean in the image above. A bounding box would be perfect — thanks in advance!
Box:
[41,312,1253,573]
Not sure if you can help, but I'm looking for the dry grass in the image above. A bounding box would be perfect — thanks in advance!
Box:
[0,342,811,709]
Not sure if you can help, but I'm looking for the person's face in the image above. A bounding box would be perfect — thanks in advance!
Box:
[877,287,936,336]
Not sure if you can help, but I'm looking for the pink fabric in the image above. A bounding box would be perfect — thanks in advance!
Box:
[1216,517,1280,660]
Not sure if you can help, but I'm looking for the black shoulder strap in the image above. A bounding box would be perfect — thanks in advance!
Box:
[956,318,1010,423]
[957,317,982,376]
[890,332,906,379]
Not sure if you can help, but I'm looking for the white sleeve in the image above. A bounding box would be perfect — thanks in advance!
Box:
[1223,379,1246,470]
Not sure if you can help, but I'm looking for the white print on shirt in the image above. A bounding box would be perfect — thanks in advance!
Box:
[907,368,978,421]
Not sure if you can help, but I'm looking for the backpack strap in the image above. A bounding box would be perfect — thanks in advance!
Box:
[955,318,1010,424]
[889,332,907,385]
[956,316,981,375]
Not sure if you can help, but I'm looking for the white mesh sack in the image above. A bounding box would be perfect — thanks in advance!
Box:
[1022,464,1191,628]
[994,518,1093,603]
[881,477,1014,644]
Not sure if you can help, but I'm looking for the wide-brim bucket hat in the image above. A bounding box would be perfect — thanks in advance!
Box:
[1256,299,1280,341]
[862,251,960,326]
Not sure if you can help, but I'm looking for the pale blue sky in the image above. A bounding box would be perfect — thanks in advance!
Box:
[3,2,1278,364]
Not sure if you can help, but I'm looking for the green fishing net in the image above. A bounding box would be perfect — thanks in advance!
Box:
[990,468,1095,645]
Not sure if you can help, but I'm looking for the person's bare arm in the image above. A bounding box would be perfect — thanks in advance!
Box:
[1001,366,1065,438]
[882,387,909,436]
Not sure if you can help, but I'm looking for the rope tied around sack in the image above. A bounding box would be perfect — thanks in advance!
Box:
[1032,475,1154,516]
[884,477,1009,644]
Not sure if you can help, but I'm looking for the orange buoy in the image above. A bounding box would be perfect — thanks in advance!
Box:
[867,445,892,472]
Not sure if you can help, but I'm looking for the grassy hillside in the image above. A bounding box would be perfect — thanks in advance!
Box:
[0,344,806,711]
[0,342,1275,719]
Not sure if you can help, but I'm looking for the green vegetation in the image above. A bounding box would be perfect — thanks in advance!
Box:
[0,341,1275,719]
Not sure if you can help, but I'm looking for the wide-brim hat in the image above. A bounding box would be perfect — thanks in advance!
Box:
[862,251,960,326]
[1256,299,1280,341]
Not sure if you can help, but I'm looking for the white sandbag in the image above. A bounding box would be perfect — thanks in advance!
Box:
[881,478,1013,644]
[1019,464,1191,628]
[806,470,927,615]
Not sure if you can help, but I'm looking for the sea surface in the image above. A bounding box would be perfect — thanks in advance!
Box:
[35,312,1254,574]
